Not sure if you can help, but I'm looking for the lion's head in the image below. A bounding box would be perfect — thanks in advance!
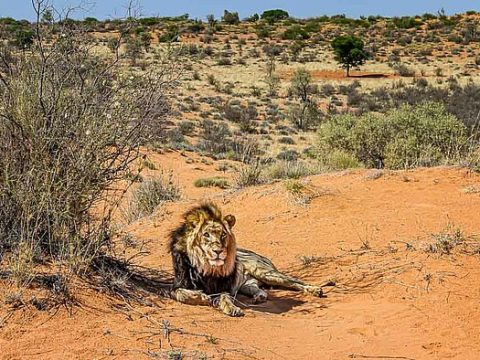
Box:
[177,203,237,277]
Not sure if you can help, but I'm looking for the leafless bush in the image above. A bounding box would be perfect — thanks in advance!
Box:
[234,160,264,187]
[124,171,181,222]
[0,2,179,279]
[197,119,232,156]
[394,63,416,77]
[230,137,261,163]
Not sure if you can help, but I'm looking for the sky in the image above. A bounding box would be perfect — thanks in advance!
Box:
[1,0,479,21]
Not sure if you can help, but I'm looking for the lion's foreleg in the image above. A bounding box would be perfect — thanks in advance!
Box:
[171,288,211,306]
[213,293,244,317]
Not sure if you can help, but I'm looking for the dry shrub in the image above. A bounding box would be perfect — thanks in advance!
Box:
[0,2,178,279]
[125,171,181,222]
[423,225,464,255]
[234,160,264,187]
[266,160,323,180]
[284,179,333,206]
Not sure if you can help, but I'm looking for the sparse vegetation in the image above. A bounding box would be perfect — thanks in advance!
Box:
[317,102,470,169]
[423,224,464,255]
[234,160,264,187]
[125,172,181,222]
[0,2,178,281]
[266,160,322,180]
[3,4,480,357]
[194,176,230,189]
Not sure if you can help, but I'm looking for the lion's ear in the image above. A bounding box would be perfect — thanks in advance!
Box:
[186,213,202,228]
[224,214,236,228]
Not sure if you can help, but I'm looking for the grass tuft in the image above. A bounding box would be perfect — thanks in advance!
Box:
[194,176,230,189]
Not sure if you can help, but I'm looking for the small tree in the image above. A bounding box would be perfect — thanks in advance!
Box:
[261,9,289,24]
[125,34,143,65]
[331,35,368,77]
[288,68,321,130]
[206,14,216,29]
[265,55,280,97]
[290,68,313,102]
[222,10,240,25]
[14,28,34,49]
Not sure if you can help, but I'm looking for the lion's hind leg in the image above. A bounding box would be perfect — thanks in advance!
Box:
[259,270,324,297]
[239,278,268,304]
[238,248,325,298]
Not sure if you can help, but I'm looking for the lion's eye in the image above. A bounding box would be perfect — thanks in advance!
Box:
[203,232,210,238]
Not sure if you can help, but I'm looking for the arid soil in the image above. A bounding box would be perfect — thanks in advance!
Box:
[1,151,480,360]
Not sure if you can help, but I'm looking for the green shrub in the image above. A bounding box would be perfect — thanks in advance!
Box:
[392,16,422,29]
[317,102,468,169]
[283,25,310,40]
[255,24,271,38]
[321,149,363,170]
[138,17,161,26]
[222,10,240,25]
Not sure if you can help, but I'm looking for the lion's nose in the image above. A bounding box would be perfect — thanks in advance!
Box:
[213,249,223,255]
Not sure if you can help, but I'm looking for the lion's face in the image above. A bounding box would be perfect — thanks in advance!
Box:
[199,220,231,267]
[187,213,236,277]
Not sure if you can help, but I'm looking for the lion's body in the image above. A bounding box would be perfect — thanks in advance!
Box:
[169,203,328,316]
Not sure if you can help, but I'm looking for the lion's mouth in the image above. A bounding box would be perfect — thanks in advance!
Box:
[208,259,225,266]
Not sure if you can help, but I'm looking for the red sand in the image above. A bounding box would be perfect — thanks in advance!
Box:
[1,151,480,359]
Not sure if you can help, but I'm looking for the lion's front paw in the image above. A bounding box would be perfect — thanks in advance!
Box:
[304,286,324,298]
[173,289,211,305]
[217,294,245,317]
[225,305,245,317]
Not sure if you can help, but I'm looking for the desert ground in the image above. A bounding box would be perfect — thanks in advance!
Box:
[2,151,480,359]
[1,7,480,360]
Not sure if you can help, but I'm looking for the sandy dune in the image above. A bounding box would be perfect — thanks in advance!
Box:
[1,151,480,359]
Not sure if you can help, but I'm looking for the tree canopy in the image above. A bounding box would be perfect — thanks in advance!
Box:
[261,9,289,23]
[331,35,369,77]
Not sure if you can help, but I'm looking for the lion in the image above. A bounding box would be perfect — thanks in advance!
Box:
[169,202,332,317]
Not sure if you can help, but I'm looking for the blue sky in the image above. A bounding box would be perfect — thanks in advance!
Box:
[1,1,479,21]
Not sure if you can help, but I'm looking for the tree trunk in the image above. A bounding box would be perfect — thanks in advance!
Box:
[346,64,350,77]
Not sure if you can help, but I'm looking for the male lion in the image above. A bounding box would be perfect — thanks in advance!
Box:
[169,202,330,317]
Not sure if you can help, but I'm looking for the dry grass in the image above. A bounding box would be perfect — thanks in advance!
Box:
[194,176,230,189]
[125,171,181,222]
[462,185,480,194]
[423,224,464,255]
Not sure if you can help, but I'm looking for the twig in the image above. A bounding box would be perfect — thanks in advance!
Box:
[349,354,415,360]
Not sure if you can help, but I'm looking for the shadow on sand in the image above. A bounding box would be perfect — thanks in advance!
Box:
[349,73,392,79]
[237,292,307,315]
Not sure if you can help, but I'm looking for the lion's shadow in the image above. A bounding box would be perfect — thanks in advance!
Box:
[237,292,307,314]
[89,256,315,315]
